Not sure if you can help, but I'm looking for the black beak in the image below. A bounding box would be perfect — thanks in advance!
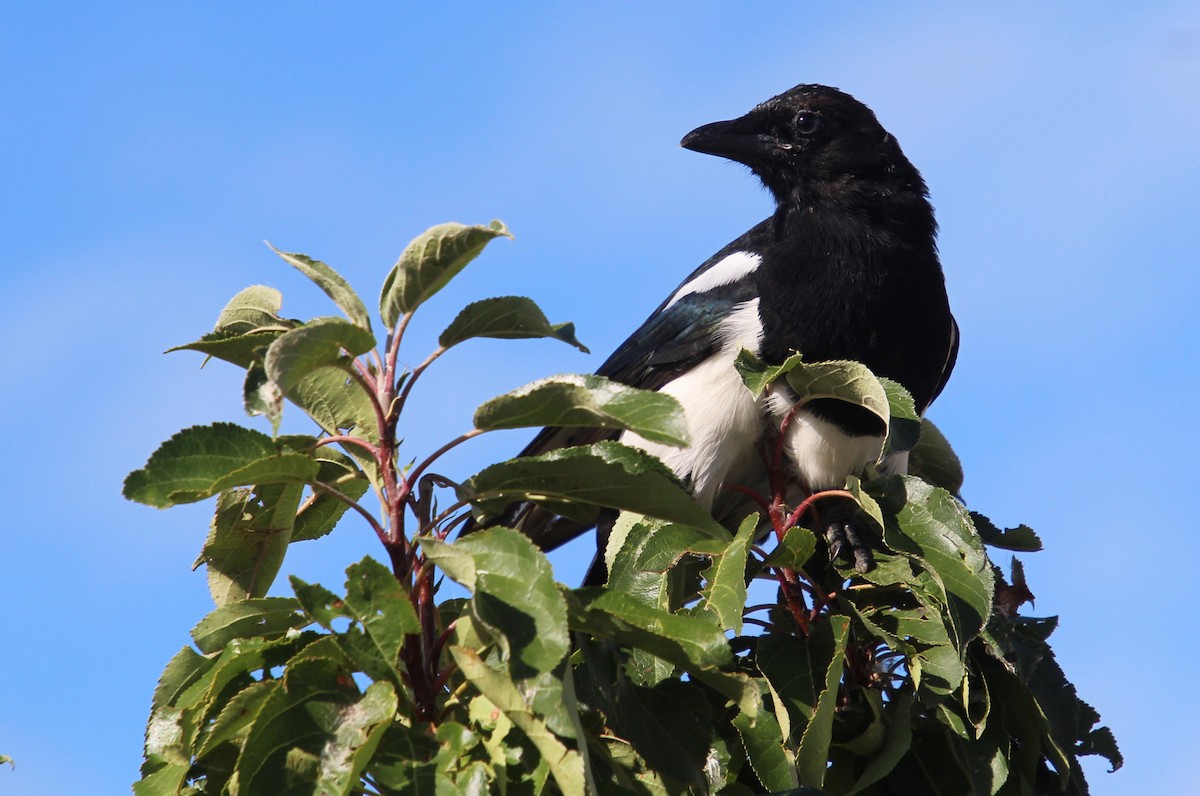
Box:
[680,117,778,166]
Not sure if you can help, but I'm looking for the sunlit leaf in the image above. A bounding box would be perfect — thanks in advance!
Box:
[123,423,320,508]
[474,375,688,447]
[439,295,588,352]
[268,245,373,332]
[380,221,511,325]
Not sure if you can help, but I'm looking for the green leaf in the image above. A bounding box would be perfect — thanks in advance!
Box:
[763,526,818,572]
[845,691,914,795]
[871,476,993,650]
[474,375,689,447]
[465,441,725,539]
[286,365,380,441]
[449,645,586,796]
[734,349,805,397]
[733,709,798,792]
[124,423,320,508]
[607,516,712,610]
[879,377,922,455]
[215,284,286,331]
[234,659,352,795]
[609,680,712,786]
[439,295,588,352]
[244,364,285,433]
[971,511,1042,552]
[908,418,964,495]
[313,681,399,796]
[796,614,854,792]
[290,577,350,629]
[268,245,373,332]
[169,328,291,370]
[138,707,192,795]
[195,680,276,758]
[786,360,890,436]
[151,646,213,711]
[756,616,850,788]
[198,483,304,605]
[342,557,420,675]
[190,597,309,654]
[567,588,733,670]
[380,221,511,325]
[423,528,569,678]
[292,452,371,543]
[264,317,377,396]
[700,513,758,633]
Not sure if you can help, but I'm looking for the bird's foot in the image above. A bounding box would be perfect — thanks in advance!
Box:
[823,508,876,574]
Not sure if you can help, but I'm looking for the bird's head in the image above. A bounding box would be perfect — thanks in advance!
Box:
[681,84,927,209]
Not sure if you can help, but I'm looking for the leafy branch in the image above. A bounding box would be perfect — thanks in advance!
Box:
[124,221,1120,795]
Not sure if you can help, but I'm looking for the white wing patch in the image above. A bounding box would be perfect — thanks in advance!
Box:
[664,251,762,309]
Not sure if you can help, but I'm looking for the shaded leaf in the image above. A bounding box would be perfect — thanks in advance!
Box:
[439,295,588,352]
[700,513,758,633]
[756,621,844,740]
[567,588,733,670]
[244,364,285,433]
[342,557,420,676]
[475,374,689,447]
[846,691,914,795]
[286,365,380,442]
[733,709,797,792]
[424,528,569,678]
[264,317,377,396]
[786,360,890,435]
[872,476,993,649]
[908,417,964,495]
[314,681,398,796]
[465,441,725,539]
[292,452,370,543]
[234,659,352,795]
[380,221,511,325]
[450,646,586,795]
[734,349,804,397]
[195,680,276,758]
[610,680,712,786]
[972,511,1042,552]
[198,483,304,605]
[879,377,922,455]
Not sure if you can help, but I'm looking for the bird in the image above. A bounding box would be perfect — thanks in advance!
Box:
[472,84,957,582]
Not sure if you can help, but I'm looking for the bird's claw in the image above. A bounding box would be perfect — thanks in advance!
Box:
[825,521,875,573]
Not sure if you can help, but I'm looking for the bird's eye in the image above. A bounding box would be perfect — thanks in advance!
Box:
[794,112,822,136]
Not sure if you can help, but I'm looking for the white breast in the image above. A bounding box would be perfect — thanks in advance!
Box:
[763,387,886,492]
[621,298,765,508]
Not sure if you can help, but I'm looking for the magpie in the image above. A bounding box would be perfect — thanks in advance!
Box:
[476,84,957,581]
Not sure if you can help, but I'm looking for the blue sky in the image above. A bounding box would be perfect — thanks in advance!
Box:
[2,3,1197,793]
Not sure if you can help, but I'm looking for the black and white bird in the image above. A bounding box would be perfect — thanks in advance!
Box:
[479,84,957,581]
